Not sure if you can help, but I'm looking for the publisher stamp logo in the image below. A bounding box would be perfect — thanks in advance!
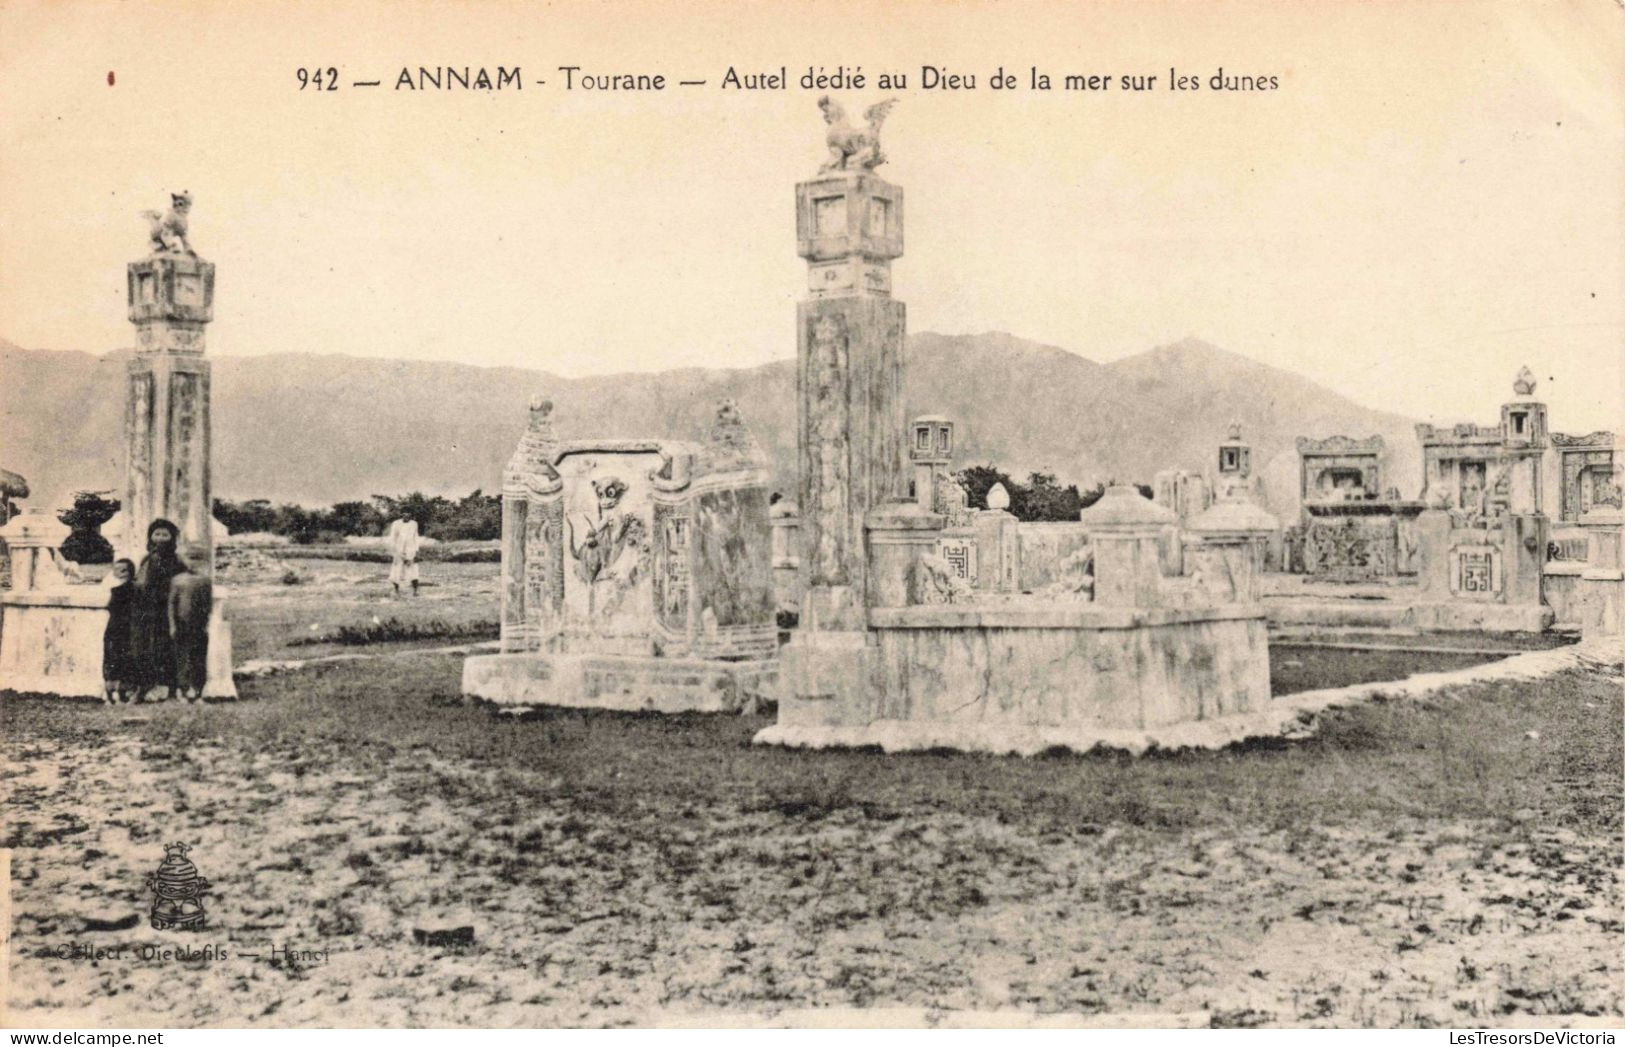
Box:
[145,842,211,931]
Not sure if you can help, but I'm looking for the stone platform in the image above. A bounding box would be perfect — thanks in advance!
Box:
[763,602,1270,747]
[462,651,778,714]
[0,586,237,699]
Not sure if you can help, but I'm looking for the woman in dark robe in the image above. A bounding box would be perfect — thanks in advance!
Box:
[131,518,188,701]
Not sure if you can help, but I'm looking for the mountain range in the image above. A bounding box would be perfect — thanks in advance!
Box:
[1,333,1423,519]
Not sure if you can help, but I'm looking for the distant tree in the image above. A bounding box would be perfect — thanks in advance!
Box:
[956,464,1015,512]
[273,503,322,545]
[1018,471,1085,522]
[213,489,507,544]
[322,500,388,538]
[213,497,277,535]
[953,465,1093,523]
[430,490,501,541]
[372,492,450,533]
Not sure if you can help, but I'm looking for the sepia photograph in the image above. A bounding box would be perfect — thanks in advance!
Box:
[1,0,1621,1033]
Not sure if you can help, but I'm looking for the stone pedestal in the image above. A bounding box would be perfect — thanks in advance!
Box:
[1081,486,1178,608]
[125,252,217,563]
[0,511,71,591]
[1185,497,1279,603]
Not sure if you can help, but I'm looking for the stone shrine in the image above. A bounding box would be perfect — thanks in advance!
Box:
[1407,369,1553,631]
[1292,434,1423,581]
[462,399,779,712]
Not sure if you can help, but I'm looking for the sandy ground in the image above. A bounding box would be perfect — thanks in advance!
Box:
[4,649,1620,1028]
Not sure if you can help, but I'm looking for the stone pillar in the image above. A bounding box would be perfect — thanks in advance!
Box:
[866,500,945,608]
[780,159,907,727]
[1503,513,1546,607]
[769,498,803,620]
[973,484,1020,593]
[1415,508,1453,598]
[500,397,564,653]
[793,170,906,631]
[1080,485,1178,608]
[909,416,954,511]
[1579,506,1622,636]
[125,249,216,564]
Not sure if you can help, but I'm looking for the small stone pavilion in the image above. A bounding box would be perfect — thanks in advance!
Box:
[461,399,779,712]
[757,101,1270,752]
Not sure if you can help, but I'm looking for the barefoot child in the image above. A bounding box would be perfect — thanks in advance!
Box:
[102,558,136,703]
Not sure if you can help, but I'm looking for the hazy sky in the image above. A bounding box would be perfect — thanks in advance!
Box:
[2,0,1621,433]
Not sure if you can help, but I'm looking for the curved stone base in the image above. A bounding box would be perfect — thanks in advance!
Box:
[756,636,1618,756]
[463,651,778,714]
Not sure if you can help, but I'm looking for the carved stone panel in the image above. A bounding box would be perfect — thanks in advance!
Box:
[1450,544,1503,600]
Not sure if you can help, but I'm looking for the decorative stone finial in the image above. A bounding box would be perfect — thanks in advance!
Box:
[1226,422,1243,441]
[141,191,195,255]
[1513,365,1537,397]
[508,394,560,480]
[704,398,765,470]
[986,483,1011,511]
[817,96,898,174]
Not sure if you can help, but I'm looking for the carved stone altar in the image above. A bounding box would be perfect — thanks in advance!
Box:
[462,400,778,712]
[758,102,1270,752]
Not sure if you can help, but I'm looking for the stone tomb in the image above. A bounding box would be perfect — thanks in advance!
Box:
[462,400,778,712]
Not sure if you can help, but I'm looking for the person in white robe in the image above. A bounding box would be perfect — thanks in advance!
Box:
[387,517,421,596]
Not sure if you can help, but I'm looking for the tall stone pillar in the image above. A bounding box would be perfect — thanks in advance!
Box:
[125,241,216,563]
[779,153,908,726]
[793,170,907,628]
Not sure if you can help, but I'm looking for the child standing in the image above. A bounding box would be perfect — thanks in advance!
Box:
[103,558,137,703]
[168,541,213,702]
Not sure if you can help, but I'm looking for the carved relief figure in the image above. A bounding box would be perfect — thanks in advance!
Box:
[817,96,898,173]
[1458,461,1487,521]
[567,474,648,619]
[807,313,851,584]
[141,191,194,255]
